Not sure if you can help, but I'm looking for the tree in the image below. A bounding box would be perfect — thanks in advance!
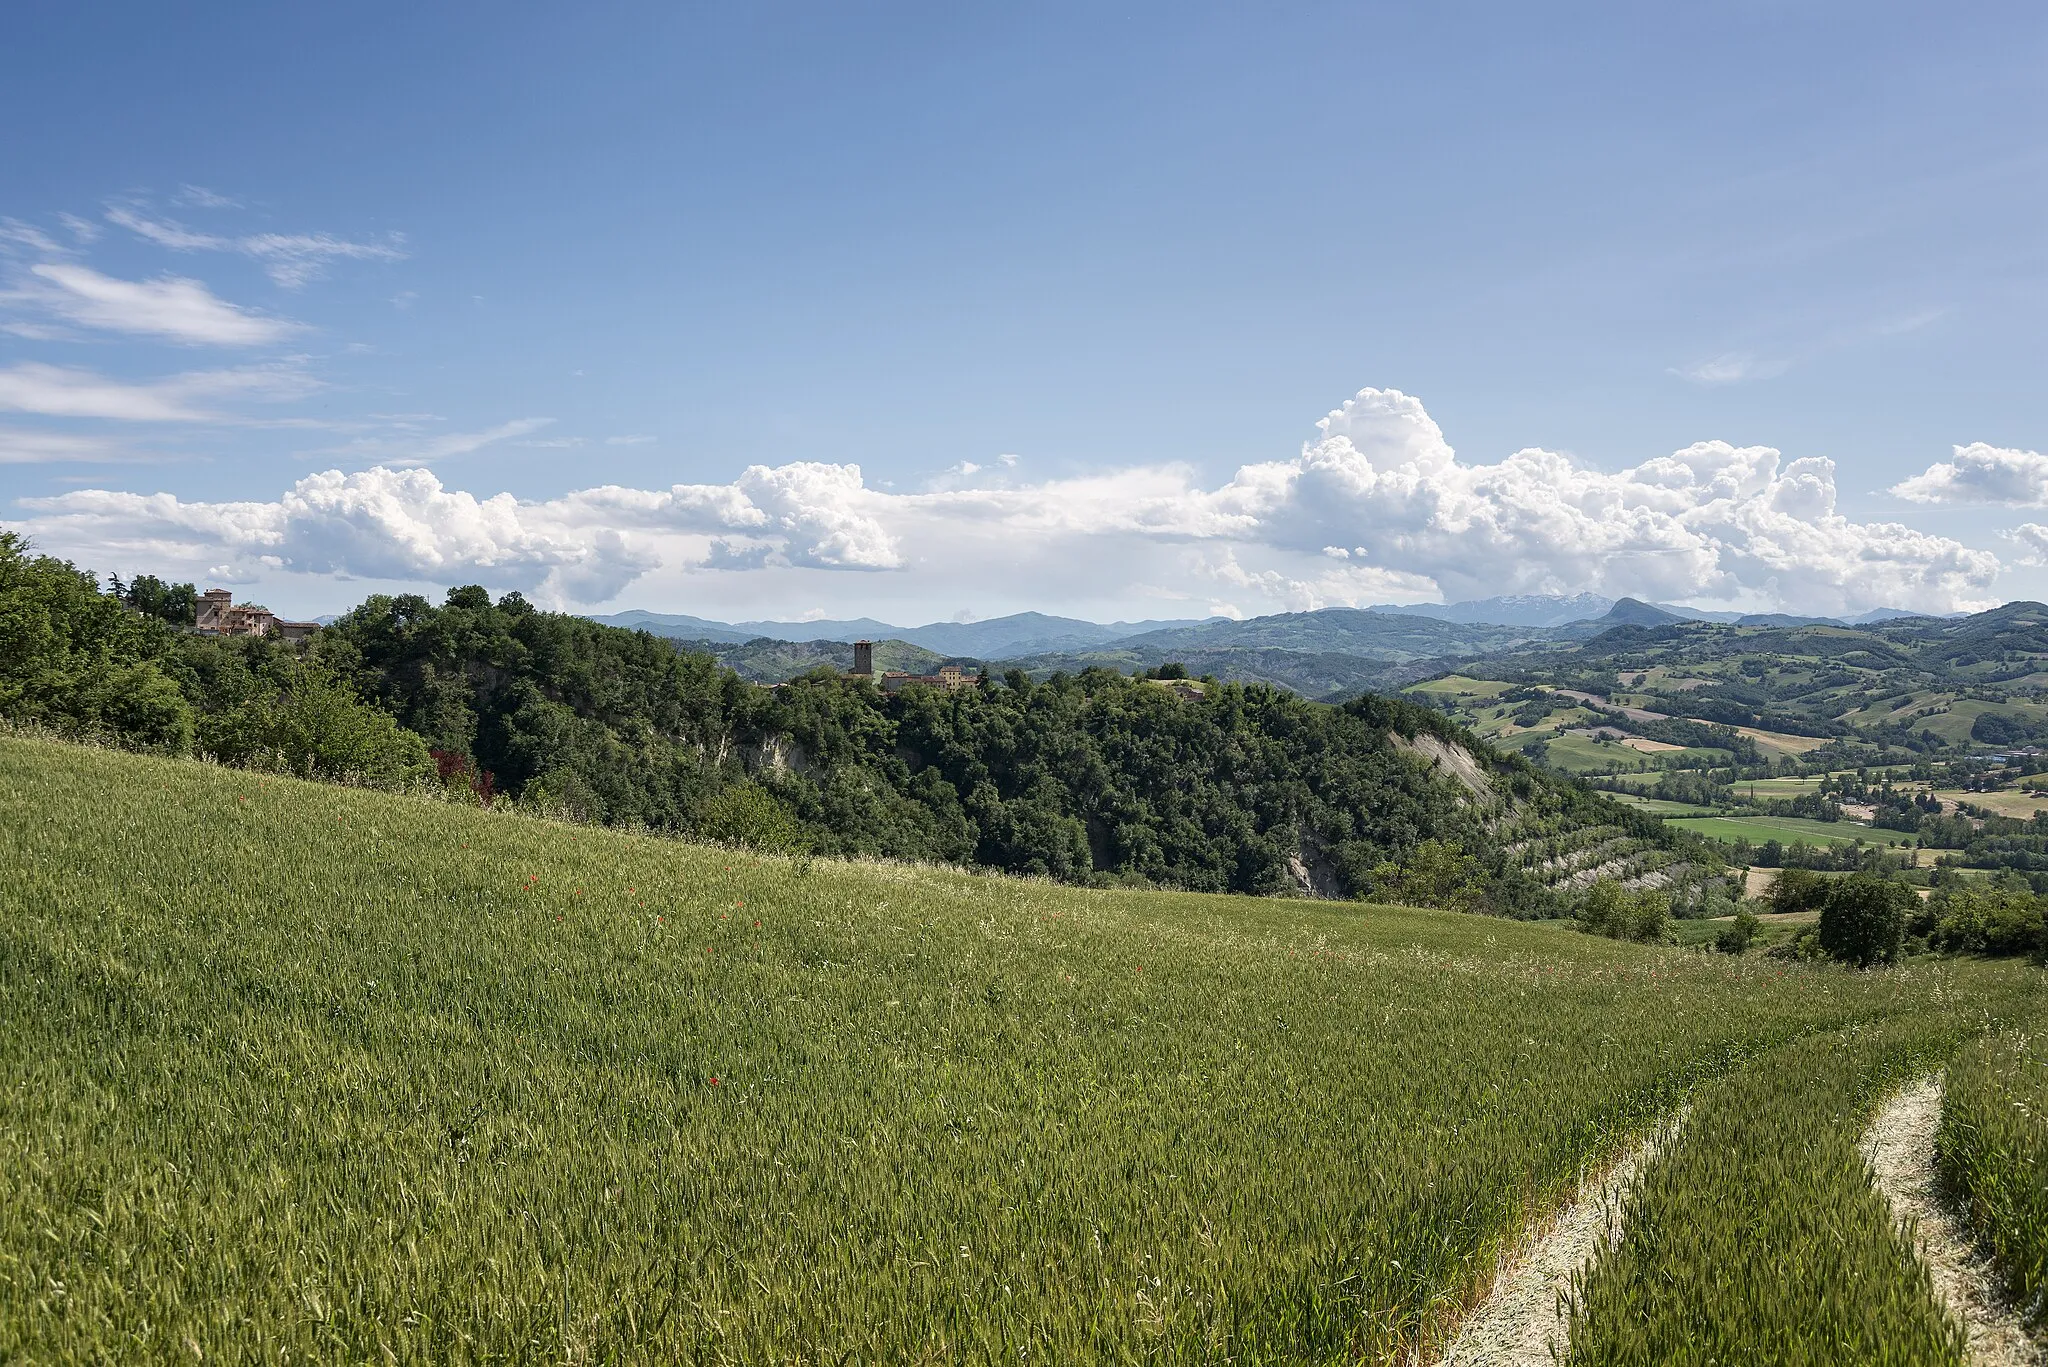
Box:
[1627,890,1672,943]
[1817,874,1911,967]
[1768,866,1830,916]
[199,658,431,787]
[1716,908,1761,954]
[1923,882,2046,957]
[1578,879,1629,936]
[123,574,198,627]
[1577,880,1669,943]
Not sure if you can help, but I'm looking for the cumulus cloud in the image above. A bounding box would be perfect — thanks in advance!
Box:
[6,387,2008,615]
[2005,524,2048,567]
[1891,443,2048,506]
[11,263,297,345]
[105,205,406,288]
[19,467,659,604]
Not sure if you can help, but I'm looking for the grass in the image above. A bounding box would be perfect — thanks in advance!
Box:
[1609,795,1720,816]
[1731,726,1831,757]
[0,735,2035,1362]
[1665,814,1917,848]
[1734,776,1834,798]
[1937,1026,2048,1330]
[1404,675,1512,699]
[1534,734,1663,773]
[1931,787,2048,820]
[1569,1002,2042,1365]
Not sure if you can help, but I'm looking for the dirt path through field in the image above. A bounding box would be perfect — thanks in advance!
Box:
[1862,1076,2045,1367]
[1431,1111,1685,1366]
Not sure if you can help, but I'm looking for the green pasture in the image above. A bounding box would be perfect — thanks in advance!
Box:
[1404,674,1511,699]
[1665,814,1917,848]
[1611,794,1721,816]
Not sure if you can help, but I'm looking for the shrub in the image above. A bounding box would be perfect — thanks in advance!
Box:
[1715,908,1760,955]
[1577,879,1671,944]
[1817,874,1910,967]
[200,660,432,788]
[695,781,807,853]
[1767,866,1830,916]
[1923,882,2046,958]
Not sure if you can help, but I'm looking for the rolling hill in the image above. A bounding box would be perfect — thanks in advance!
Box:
[2,734,2035,1362]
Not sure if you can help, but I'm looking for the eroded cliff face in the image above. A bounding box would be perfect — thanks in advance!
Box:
[1391,731,1493,800]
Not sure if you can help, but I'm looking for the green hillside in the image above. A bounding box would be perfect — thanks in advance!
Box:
[3,736,2041,1362]
[1,536,1702,914]
[683,634,953,682]
[1409,605,2048,762]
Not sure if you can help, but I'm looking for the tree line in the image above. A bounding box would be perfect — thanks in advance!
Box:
[1,536,1646,910]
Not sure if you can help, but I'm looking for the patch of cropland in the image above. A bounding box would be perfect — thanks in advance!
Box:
[1565,1010,2034,1365]
[1938,1029,2048,1333]
[1,737,2037,1363]
[1412,602,2048,765]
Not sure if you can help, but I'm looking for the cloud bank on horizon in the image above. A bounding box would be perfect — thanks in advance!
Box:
[11,385,2029,620]
[2,190,2044,622]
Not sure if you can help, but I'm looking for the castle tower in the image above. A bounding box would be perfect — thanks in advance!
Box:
[851,640,873,676]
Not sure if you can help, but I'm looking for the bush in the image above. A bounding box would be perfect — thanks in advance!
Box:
[1923,882,2046,957]
[1577,879,1671,944]
[200,660,432,788]
[695,781,807,853]
[1817,874,1910,967]
[1767,866,1830,916]
[1715,908,1760,955]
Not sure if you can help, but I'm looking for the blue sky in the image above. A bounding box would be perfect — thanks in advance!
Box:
[3,1,2046,622]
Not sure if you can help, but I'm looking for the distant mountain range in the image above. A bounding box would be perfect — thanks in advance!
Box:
[594,594,1945,653]
[590,609,1218,657]
[587,594,1962,696]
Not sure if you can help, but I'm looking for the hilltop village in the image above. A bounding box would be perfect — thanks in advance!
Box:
[192,588,320,641]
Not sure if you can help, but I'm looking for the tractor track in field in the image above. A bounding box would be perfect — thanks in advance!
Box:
[1430,1109,1686,1367]
[1862,1075,2046,1367]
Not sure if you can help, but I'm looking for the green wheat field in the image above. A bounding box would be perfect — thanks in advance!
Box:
[2,735,2042,1364]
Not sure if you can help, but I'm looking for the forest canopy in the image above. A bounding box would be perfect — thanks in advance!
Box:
[0,535,1661,911]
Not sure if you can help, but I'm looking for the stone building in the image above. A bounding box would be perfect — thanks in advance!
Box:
[845,640,976,692]
[194,588,319,641]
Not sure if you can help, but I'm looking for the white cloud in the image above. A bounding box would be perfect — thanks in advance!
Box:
[2005,524,2048,567]
[0,429,127,464]
[1891,443,2048,506]
[19,467,657,604]
[0,219,68,256]
[396,418,554,466]
[104,205,406,288]
[13,263,296,345]
[0,361,316,422]
[306,417,557,467]
[6,386,2008,616]
[174,185,240,209]
[1672,352,1784,386]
